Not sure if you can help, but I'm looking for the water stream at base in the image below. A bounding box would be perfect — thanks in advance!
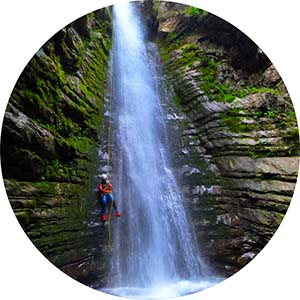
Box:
[101,2,222,298]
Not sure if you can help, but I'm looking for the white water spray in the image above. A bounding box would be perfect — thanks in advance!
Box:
[103,2,221,298]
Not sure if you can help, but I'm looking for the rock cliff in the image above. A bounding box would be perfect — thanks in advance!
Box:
[1,8,112,284]
[151,1,299,275]
[1,0,299,286]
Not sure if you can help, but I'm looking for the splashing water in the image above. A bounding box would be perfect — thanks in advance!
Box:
[102,2,221,298]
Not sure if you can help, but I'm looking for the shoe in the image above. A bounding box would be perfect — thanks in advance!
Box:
[115,211,121,217]
[102,214,107,221]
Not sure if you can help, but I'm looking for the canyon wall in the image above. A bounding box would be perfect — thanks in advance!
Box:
[148,1,299,275]
[1,1,299,284]
[1,8,112,284]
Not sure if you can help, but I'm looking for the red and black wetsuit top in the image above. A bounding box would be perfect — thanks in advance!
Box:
[98,180,113,196]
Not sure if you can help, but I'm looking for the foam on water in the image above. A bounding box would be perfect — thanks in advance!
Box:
[104,278,222,299]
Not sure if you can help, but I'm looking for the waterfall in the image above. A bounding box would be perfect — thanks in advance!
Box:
[102,2,220,298]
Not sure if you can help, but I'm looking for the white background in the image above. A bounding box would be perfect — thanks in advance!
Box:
[0,0,299,299]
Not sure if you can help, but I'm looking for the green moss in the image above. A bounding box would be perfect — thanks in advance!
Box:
[15,211,32,226]
[182,44,203,67]
[241,86,281,97]
[185,6,208,18]
[79,82,94,99]
[186,6,200,16]
[52,56,66,84]
[57,114,80,136]
[158,34,185,61]
[1,12,115,270]
[173,93,182,108]
[277,110,298,129]
[20,90,47,111]
[45,159,74,180]
[220,103,299,157]
[284,127,300,143]
[221,114,258,133]
[245,150,260,158]
[199,56,281,103]
[214,84,237,103]
[161,40,283,103]
[168,43,204,68]
[166,31,179,43]
[34,181,50,189]
[61,136,94,154]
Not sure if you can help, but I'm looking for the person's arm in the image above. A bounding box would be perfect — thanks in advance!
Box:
[99,183,106,193]
[99,183,112,194]
[106,183,113,194]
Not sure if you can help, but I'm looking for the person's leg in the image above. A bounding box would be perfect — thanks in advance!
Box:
[108,194,116,211]
[100,195,105,212]
[108,194,121,217]
[106,194,116,212]
[101,194,108,221]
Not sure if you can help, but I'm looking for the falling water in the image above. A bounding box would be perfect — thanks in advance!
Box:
[103,2,220,298]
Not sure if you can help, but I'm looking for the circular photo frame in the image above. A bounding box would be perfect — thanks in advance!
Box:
[1,1,299,299]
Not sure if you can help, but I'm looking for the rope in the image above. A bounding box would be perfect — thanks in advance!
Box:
[106,88,113,174]
[106,64,113,254]
[107,196,113,253]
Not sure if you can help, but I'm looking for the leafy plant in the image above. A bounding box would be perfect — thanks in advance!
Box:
[186,6,208,18]
[253,111,263,118]
[187,6,200,16]
[264,110,276,118]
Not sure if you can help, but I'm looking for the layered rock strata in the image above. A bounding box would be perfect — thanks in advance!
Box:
[1,0,299,284]
[153,1,299,275]
[1,8,112,284]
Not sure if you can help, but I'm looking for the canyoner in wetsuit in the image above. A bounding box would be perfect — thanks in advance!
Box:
[98,174,121,222]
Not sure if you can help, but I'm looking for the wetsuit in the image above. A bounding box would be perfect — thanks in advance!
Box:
[98,180,117,215]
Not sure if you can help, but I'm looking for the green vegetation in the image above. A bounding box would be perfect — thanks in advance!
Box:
[187,6,200,16]
[6,12,112,184]
[153,0,160,15]
[160,41,283,103]
[181,44,204,67]
[45,159,72,180]
[198,55,280,102]
[186,6,208,18]
[285,127,299,141]
[62,136,94,154]
[220,105,299,157]
[0,10,116,272]
[173,93,182,108]
[34,181,50,189]
[159,31,299,159]
[221,114,258,133]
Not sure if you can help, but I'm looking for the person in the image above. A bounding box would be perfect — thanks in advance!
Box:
[98,174,121,221]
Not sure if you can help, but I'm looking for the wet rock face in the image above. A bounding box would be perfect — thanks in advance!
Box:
[1,8,112,284]
[153,2,299,276]
[138,0,159,40]
[155,2,269,73]
[1,1,298,285]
